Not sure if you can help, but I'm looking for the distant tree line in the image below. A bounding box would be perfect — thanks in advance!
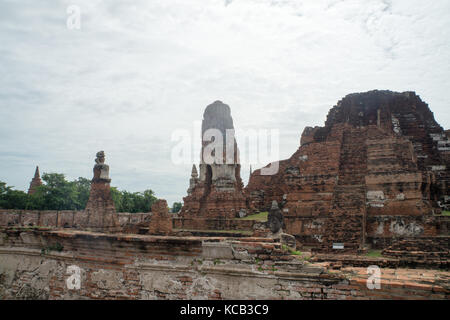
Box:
[0,173,162,213]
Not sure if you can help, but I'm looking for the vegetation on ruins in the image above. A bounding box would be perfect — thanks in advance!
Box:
[41,242,64,255]
[365,250,383,258]
[281,244,303,257]
[0,173,158,213]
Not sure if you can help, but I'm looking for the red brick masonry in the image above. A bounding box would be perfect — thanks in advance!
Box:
[0,227,448,300]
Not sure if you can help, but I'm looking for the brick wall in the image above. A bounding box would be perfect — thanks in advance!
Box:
[0,227,448,300]
[0,209,151,230]
[382,236,449,268]
[172,217,255,232]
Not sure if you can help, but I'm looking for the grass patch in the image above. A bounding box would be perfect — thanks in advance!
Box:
[176,229,253,236]
[238,211,269,221]
[213,259,224,265]
[282,244,302,256]
[41,242,64,255]
[365,250,382,258]
[442,211,450,216]
[174,229,253,235]
[191,258,203,266]
[281,244,310,261]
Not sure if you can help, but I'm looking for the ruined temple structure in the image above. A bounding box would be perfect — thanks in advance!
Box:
[148,199,172,235]
[27,166,42,195]
[1,92,450,301]
[74,151,120,233]
[180,101,248,219]
[247,90,450,252]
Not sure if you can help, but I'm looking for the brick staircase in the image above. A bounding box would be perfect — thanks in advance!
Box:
[323,127,368,252]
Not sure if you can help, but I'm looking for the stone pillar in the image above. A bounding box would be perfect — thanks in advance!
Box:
[74,151,120,233]
[149,199,172,235]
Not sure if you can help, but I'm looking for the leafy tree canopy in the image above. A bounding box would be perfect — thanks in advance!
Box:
[172,202,182,213]
[0,173,158,213]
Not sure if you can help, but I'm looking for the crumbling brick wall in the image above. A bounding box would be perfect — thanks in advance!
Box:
[0,228,448,300]
[382,236,449,268]
[0,209,151,232]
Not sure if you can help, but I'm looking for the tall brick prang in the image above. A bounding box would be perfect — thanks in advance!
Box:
[180,101,248,219]
[27,166,43,195]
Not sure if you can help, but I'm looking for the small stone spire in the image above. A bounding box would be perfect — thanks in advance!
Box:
[191,164,198,178]
[34,166,40,179]
[28,166,43,195]
[187,164,199,195]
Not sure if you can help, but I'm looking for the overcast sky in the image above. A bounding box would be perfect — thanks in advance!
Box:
[1,0,449,206]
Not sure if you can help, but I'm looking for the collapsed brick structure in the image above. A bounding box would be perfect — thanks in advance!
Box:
[247,90,450,252]
[74,151,120,233]
[27,166,42,195]
[382,236,449,268]
[180,101,247,219]
[148,199,172,235]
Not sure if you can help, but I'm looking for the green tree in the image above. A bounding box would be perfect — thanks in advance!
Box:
[22,173,88,211]
[73,177,91,210]
[26,185,46,210]
[38,173,79,210]
[140,189,157,212]
[109,188,157,213]
[0,181,28,209]
[0,181,10,208]
[0,175,159,213]
[110,187,123,211]
[172,202,182,213]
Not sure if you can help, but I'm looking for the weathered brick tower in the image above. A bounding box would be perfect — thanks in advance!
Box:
[180,101,247,219]
[27,166,42,195]
[74,151,120,233]
[246,90,450,252]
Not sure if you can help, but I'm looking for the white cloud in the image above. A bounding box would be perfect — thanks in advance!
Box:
[0,0,449,205]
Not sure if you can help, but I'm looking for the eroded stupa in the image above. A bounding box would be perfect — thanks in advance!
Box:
[180,101,247,219]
